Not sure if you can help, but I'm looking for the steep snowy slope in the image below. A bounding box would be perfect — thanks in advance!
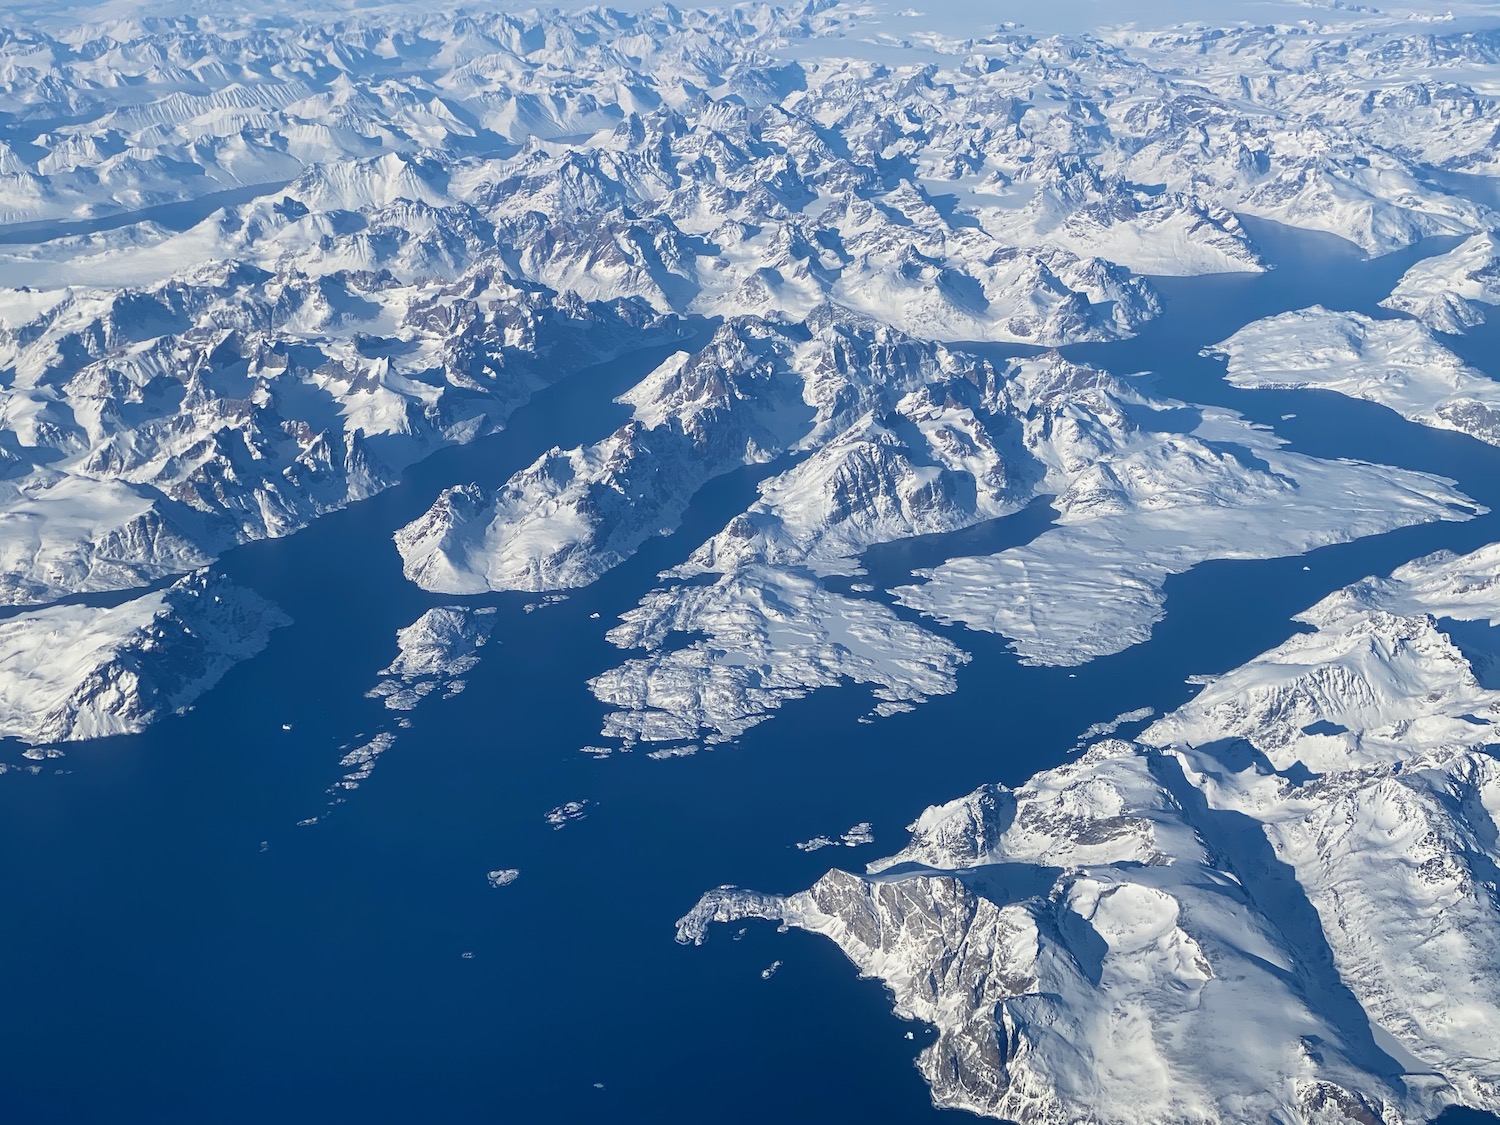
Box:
[396,317,811,593]
[0,569,287,744]
[5,3,1496,326]
[0,266,667,605]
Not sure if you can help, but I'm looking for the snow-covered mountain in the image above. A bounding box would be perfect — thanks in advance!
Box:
[585,353,1472,743]
[1383,232,1500,333]
[1211,306,1500,448]
[2,3,1500,1117]
[5,1,1497,316]
[366,604,496,711]
[680,543,1500,1124]
[395,316,811,593]
[0,568,287,744]
[407,310,1477,746]
[1,0,1494,635]
[0,265,667,606]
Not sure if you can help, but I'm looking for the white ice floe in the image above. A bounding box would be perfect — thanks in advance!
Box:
[545,800,592,829]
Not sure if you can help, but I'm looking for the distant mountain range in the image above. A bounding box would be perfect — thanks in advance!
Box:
[2,3,1499,1121]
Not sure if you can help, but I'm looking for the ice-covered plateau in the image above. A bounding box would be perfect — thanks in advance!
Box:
[680,542,1500,1124]
[0,568,287,744]
[3,2,1500,742]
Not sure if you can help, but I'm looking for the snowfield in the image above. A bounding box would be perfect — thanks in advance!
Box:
[1211,306,1500,449]
[1383,232,1500,333]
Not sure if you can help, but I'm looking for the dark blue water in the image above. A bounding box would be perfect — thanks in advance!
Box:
[3,220,1500,1124]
